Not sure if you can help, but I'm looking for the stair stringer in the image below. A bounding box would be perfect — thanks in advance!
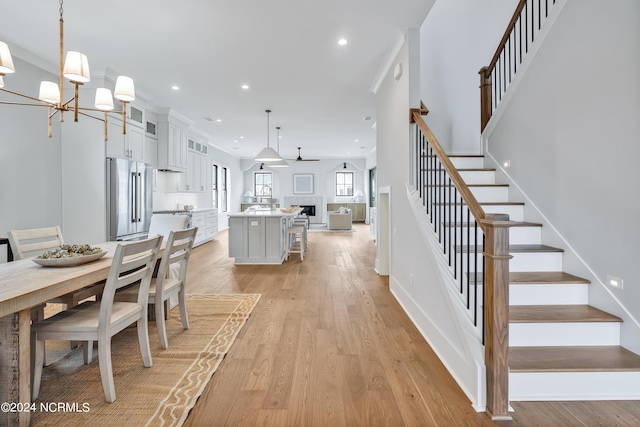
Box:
[482,150,640,357]
[394,183,487,411]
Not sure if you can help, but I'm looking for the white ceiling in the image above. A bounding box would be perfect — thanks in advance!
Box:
[1,0,433,160]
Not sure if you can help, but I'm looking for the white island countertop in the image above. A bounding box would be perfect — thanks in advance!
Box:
[228,208,302,218]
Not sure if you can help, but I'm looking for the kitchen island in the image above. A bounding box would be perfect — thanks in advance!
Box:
[228,208,302,264]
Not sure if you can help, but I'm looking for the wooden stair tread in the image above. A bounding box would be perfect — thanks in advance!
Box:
[467,271,589,286]
[433,201,525,206]
[456,244,563,253]
[509,244,563,253]
[510,346,640,372]
[510,271,590,284]
[443,221,541,228]
[423,183,509,187]
[510,305,622,323]
[448,155,484,158]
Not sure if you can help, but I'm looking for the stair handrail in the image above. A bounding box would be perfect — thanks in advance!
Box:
[410,110,486,230]
[411,109,512,420]
[479,0,558,130]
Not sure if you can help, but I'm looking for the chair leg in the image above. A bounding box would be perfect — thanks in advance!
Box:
[178,289,189,331]
[31,337,45,401]
[137,318,153,368]
[98,338,116,403]
[155,297,169,350]
[83,340,94,364]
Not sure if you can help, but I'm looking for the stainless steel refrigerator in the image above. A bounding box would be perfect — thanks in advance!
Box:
[106,158,153,241]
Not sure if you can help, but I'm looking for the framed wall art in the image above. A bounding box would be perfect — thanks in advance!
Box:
[293,174,314,194]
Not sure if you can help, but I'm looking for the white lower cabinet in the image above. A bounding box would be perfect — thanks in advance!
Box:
[192,209,218,247]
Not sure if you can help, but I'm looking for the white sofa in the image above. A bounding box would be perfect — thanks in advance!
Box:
[327,207,352,230]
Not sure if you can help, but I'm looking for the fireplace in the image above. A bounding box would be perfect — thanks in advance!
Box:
[300,205,316,217]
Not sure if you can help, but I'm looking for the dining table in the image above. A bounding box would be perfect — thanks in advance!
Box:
[0,241,159,427]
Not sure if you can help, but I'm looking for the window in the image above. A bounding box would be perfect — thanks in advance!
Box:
[369,167,376,207]
[221,167,228,212]
[254,172,272,199]
[336,171,353,196]
[211,164,218,209]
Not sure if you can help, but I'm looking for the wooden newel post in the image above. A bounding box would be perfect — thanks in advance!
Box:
[481,213,513,421]
[479,66,492,132]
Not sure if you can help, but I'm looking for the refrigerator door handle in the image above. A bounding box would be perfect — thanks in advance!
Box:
[136,172,142,222]
[131,172,137,223]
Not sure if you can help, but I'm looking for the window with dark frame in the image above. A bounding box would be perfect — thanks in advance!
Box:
[369,167,376,207]
[211,164,218,209]
[336,171,353,196]
[222,167,228,212]
[254,172,273,198]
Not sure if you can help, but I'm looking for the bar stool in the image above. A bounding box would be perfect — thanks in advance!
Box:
[286,225,306,261]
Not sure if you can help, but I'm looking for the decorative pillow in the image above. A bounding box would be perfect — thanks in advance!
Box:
[338,207,347,214]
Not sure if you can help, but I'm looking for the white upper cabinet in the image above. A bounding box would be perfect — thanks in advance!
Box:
[105,102,145,162]
[156,109,191,172]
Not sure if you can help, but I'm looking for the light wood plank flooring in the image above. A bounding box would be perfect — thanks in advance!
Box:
[182,224,640,427]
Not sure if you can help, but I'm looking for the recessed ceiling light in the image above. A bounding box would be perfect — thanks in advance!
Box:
[233,140,238,143]
[354,139,359,142]
[171,85,180,91]
[338,38,348,46]
[240,136,244,139]
[216,119,222,122]
[241,84,249,90]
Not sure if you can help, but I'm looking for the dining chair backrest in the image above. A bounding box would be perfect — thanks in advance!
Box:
[7,226,64,260]
[148,214,188,242]
[153,227,197,303]
[98,235,162,333]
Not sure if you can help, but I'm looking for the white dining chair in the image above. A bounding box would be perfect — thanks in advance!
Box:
[115,227,197,349]
[8,227,106,310]
[31,235,162,403]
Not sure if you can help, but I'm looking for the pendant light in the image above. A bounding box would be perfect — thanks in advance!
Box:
[270,126,290,168]
[254,110,284,162]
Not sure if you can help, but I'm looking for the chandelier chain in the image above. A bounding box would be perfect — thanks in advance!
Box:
[59,0,64,20]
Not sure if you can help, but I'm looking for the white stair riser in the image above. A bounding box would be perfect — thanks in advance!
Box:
[458,170,496,185]
[425,186,509,204]
[442,225,540,245]
[510,322,620,346]
[432,204,523,222]
[451,157,485,169]
[469,186,510,202]
[510,252,563,272]
[510,372,640,401]
[482,204,524,221]
[510,283,589,305]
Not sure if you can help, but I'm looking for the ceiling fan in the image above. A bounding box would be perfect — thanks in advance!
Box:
[289,147,319,162]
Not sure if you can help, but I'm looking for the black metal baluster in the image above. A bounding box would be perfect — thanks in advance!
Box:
[473,219,479,326]
[453,187,458,279]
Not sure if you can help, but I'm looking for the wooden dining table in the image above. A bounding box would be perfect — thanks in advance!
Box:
[0,241,142,426]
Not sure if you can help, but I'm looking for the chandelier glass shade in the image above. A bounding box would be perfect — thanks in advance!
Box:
[254,109,285,162]
[0,0,135,140]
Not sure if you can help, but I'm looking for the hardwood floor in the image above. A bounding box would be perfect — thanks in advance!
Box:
[182,224,640,427]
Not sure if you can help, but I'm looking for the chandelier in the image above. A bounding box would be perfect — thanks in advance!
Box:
[0,0,135,140]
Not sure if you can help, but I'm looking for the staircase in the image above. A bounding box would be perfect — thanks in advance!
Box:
[448,154,640,401]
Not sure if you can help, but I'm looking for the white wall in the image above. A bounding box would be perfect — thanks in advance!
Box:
[419,0,519,153]
[0,57,63,238]
[485,0,640,353]
[239,158,367,222]
[375,29,484,408]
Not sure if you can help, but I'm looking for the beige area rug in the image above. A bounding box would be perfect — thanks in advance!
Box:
[30,293,260,427]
